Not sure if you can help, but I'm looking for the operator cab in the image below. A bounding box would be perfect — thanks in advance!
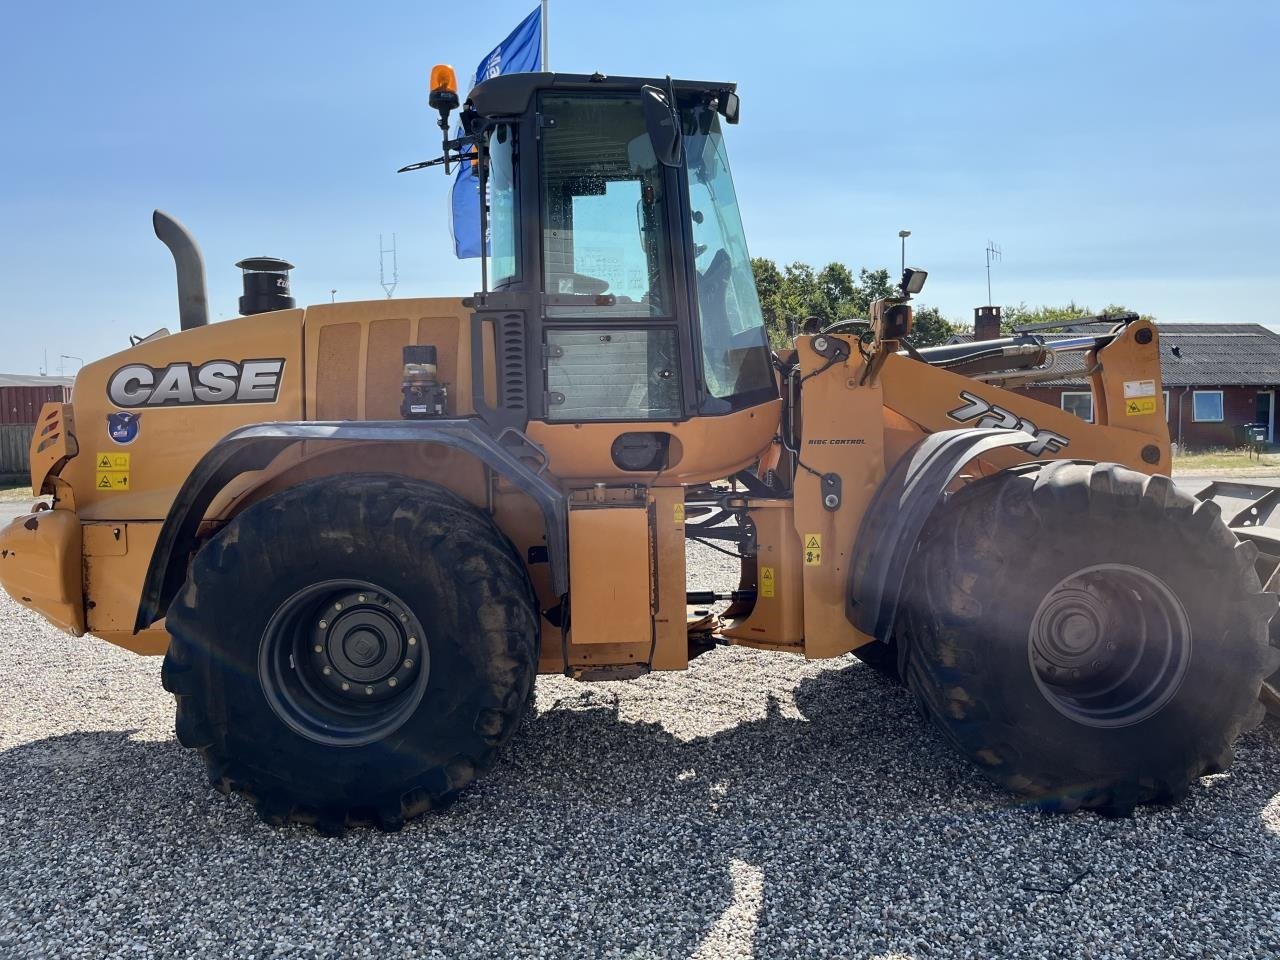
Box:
[417,72,777,429]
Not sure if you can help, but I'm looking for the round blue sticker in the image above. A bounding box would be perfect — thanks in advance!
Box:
[107,412,141,445]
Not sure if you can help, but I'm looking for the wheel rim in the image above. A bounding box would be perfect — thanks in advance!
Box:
[259,579,430,747]
[1027,563,1191,728]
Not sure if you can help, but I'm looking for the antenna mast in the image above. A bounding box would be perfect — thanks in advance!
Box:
[379,233,399,299]
[985,240,1002,307]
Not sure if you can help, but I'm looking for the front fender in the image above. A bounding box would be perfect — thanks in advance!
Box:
[847,427,1034,641]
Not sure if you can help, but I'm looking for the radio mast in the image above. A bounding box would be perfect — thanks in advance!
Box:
[379,234,399,298]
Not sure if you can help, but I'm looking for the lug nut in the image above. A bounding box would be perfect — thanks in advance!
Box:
[365,686,374,695]
[314,644,323,653]
[334,602,343,611]
[322,666,332,676]
[404,659,413,669]
[341,682,350,691]
[388,678,397,687]
[357,594,366,602]
[319,620,328,630]
[408,637,417,646]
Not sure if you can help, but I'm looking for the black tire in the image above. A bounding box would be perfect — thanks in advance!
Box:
[852,639,901,682]
[897,461,1280,815]
[161,473,539,832]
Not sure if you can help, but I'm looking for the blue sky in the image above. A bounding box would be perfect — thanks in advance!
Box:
[1,0,1276,375]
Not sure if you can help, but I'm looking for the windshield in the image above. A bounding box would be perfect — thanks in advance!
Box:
[539,94,673,317]
[682,105,774,404]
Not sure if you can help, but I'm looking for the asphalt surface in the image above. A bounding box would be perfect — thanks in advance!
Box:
[0,515,1277,959]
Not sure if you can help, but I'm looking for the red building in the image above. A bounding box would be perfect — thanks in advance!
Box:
[0,374,74,426]
[955,322,1280,450]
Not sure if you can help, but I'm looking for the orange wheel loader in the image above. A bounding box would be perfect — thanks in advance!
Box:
[2,67,1276,831]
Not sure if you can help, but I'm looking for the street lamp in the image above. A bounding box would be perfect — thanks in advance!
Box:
[898,230,911,275]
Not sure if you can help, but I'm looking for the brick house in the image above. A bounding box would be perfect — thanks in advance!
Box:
[954,321,1280,450]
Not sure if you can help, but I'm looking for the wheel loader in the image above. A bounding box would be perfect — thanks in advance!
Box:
[2,66,1277,831]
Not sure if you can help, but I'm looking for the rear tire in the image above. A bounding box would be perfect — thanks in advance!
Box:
[161,474,539,831]
[898,461,1280,815]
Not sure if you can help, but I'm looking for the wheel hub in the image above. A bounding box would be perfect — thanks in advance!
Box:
[1030,585,1115,683]
[1028,563,1191,728]
[306,590,421,702]
[260,579,430,746]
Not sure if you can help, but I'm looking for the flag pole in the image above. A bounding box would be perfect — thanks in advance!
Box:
[541,0,549,70]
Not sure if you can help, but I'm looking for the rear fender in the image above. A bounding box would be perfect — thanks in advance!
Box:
[134,419,568,632]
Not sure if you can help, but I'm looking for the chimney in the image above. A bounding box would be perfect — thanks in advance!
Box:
[974,305,1002,341]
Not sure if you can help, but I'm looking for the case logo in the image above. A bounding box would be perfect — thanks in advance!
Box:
[106,411,141,445]
[946,390,1070,456]
[106,359,285,408]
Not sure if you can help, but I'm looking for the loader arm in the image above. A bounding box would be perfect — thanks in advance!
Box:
[881,317,1171,477]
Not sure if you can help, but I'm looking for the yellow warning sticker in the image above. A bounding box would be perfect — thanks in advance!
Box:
[674,502,685,526]
[96,452,131,491]
[95,471,130,491]
[1125,397,1157,416]
[804,533,822,566]
[760,566,776,598]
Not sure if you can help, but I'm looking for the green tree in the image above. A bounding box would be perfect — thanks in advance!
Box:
[750,258,958,347]
[999,301,1153,334]
[909,305,957,348]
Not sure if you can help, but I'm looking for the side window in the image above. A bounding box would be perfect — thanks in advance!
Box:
[1193,390,1224,422]
[488,124,518,288]
[540,95,672,318]
[537,92,684,423]
[545,328,681,421]
[1061,391,1094,423]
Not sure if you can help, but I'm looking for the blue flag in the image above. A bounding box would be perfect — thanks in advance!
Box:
[450,6,542,259]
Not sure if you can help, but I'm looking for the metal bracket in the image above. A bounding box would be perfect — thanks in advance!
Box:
[821,472,842,511]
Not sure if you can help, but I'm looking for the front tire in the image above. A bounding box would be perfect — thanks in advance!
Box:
[161,474,539,831]
[898,461,1280,815]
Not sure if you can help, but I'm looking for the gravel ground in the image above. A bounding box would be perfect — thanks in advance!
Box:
[0,536,1277,959]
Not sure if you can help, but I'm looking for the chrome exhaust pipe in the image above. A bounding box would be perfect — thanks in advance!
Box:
[152,210,209,331]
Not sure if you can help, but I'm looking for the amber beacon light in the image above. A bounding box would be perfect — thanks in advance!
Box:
[428,64,460,114]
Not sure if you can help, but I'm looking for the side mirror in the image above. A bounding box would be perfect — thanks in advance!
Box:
[901,267,927,295]
[717,91,740,125]
[641,84,683,167]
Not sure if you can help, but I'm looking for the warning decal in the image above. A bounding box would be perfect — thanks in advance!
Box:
[804,533,822,566]
[1123,379,1157,399]
[1125,397,1157,416]
[95,452,131,491]
[674,502,685,526]
[760,566,776,598]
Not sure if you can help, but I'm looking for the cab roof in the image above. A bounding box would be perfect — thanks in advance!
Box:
[468,72,736,118]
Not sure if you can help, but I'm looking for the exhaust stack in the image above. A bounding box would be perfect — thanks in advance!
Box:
[236,257,295,316]
[152,210,209,331]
